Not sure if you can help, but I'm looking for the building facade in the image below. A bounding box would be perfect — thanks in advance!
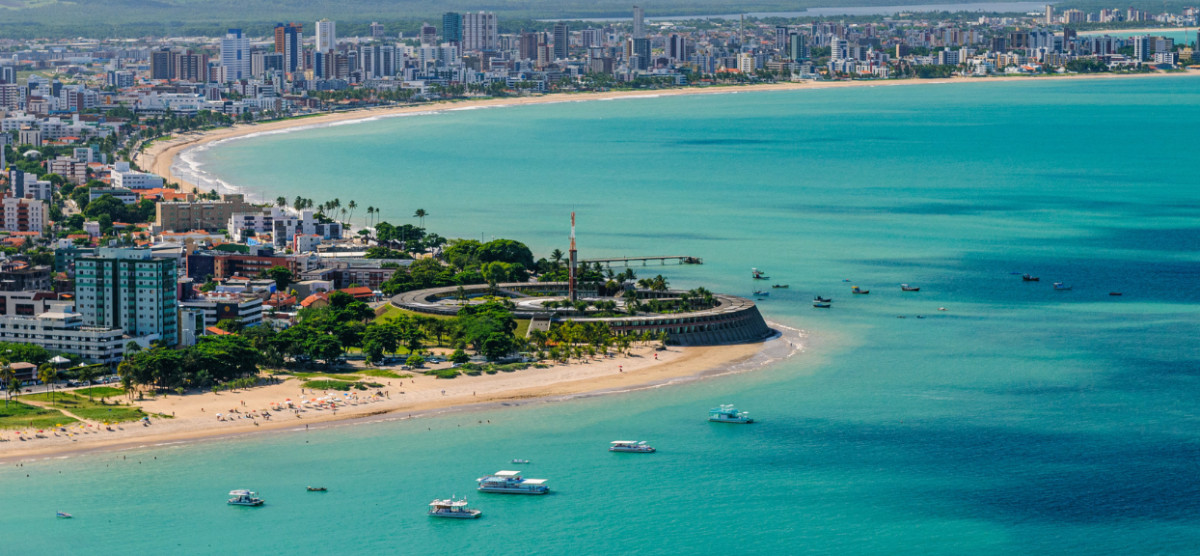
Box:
[74,248,178,346]
[0,302,127,364]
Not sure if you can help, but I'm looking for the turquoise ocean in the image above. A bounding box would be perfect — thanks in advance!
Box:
[5,76,1200,554]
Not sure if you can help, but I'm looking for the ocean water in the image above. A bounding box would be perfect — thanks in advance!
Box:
[7,77,1200,554]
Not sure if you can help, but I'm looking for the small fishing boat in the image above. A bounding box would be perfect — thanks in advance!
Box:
[813,296,832,303]
[1053,282,1072,291]
[812,302,831,309]
[752,268,769,280]
[753,290,769,296]
[56,512,72,519]
[901,284,920,292]
[852,286,869,295]
[610,440,656,453]
[428,498,482,519]
[1109,292,1122,296]
[511,459,530,464]
[227,490,265,507]
[307,487,327,492]
[1022,274,1040,282]
[772,284,789,289]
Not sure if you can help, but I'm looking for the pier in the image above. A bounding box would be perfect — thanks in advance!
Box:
[582,255,702,266]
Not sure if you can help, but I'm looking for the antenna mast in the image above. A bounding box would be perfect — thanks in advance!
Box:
[568,212,578,302]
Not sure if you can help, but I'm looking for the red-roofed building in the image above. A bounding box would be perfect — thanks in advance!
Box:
[205,326,233,335]
[300,292,329,309]
[337,286,376,301]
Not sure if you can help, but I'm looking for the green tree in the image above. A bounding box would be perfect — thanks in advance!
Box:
[265,265,294,292]
[0,364,15,408]
[413,208,427,227]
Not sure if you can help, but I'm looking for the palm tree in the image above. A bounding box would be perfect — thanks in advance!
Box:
[550,249,565,268]
[366,206,376,228]
[293,196,304,212]
[276,196,287,208]
[0,363,15,409]
[38,364,57,405]
[414,208,427,227]
[347,200,357,223]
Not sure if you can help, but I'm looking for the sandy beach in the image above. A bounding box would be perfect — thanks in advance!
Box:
[0,326,801,462]
[139,70,1198,195]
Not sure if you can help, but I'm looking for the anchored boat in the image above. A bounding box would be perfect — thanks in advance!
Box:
[709,404,754,424]
[56,512,72,519]
[1053,282,1072,290]
[1022,274,1040,282]
[752,268,769,280]
[227,490,264,506]
[609,440,656,453]
[901,284,920,292]
[852,286,869,295]
[428,498,482,519]
[476,471,550,494]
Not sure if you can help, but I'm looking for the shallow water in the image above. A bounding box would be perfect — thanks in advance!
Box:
[6,76,1200,554]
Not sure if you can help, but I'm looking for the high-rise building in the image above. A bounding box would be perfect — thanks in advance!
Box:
[775,26,789,49]
[0,65,16,84]
[1044,5,1054,24]
[421,23,438,46]
[631,37,650,69]
[316,19,336,54]
[150,48,175,80]
[553,23,570,60]
[1133,35,1150,61]
[830,38,850,61]
[220,29,251,82]
[370,22,385,39]
[632,5,645,39]
[275,23,303,73]
[519,32,539,60]
[581,28,603,48]
[361,44,398,78]
[668,34,688,60]
[442,13,463,43]
[462,12,498,51]
[789,33,810,60]
[74,248,178,346]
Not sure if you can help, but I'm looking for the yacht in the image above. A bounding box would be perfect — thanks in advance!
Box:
[227,490,264,506]
[709,404,754,424]
[428,498,482,519]
[609,440,656,453]
[476,471,550,494]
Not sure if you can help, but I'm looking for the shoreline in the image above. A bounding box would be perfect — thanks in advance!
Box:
[0,324,802,463]
[1079,26,1197,35]
[141,70,1199,198]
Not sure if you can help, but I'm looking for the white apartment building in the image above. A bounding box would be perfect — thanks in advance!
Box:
[110,162,165,189]
[179,292,264,329]
[220,29,251,82]
[2,195,48,235]
[462,12,499,51]
[0,302,128,364]
[228,208,343,248]
[316,19,337,53]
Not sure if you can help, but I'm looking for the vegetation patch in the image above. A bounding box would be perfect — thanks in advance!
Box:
[356,369,412,379]
[301,380,356,391]
[425,369,461,379]
[74,386,124,398]
[293,372,362,381]
[23,392,146,422]
[0,400,76,429]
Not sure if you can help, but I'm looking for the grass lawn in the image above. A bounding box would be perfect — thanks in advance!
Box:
[374,304,455,323]
[292,371,362,381]
[74,386,124,399]
[24,392,147,423]
[514,318,530,339]
[0,400,76,429]
[356,369,413,379]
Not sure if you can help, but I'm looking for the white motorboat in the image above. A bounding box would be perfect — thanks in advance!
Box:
[227,490,264,506]
[708,404,754,424]
[428,497,482,519]
[610,440,656,453]
[476,470,550,494]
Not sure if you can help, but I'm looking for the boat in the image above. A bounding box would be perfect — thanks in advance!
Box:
[901,284,920,292]
[852,286,869,295]
[752,268,769,280]
[1022,274,1040,282]
[772,284,789,289]
[476,471,550,494]
[708,404,754,424]
[753,290,769,296]
[56,512,72,519]
[428,497,482,519]
[609,440,656,453]
[227,490,265,506]
[812,302,831,309]
[813,296,832,303]
[1109,292,1123,296]
[510,459,530,464]
[307,487,327,492]
[1053,282,1072,290]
